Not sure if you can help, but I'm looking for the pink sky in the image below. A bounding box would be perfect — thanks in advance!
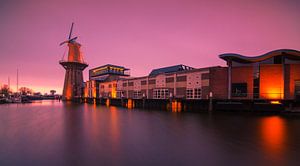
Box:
[0,0,299,94]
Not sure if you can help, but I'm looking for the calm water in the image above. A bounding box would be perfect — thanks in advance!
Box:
[0,100,300,166]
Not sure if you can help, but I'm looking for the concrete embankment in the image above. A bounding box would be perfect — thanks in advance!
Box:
[81,98,299,113]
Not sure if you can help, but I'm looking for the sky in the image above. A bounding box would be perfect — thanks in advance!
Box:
[0,0,299,94]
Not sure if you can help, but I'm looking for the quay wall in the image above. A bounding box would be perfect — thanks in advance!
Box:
[82,97,298,112]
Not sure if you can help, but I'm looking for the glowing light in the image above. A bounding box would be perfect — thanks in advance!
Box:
[65,84,72,100]
[171,100,182,112]
[270,100,281,104]
[260,116,286,158]
[127,99,134,109]
[111,83,117,98]
[260,65,284,99]
[106,99,110,106]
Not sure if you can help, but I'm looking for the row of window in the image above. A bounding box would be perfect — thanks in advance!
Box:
[115,88,202,99]
[153,89,169,99]
[186,88,202,99]
[121,75,207,86]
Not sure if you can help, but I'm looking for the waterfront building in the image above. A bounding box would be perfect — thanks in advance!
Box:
[84,64,130,98]
[84,49,300,102]
[219,49,300,101]
[85,64,228,100]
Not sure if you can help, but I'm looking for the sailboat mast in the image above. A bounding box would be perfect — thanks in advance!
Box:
[8,77,10,90]
[17,69,18,93]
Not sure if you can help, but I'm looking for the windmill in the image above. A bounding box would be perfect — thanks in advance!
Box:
[59,23,88,100]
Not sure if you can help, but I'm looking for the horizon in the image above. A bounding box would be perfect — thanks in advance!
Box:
[1,0,300,94]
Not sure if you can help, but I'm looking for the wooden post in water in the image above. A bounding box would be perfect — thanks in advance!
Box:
[169,93,173,111]
[209,92,213,111]
[142,93,146,109]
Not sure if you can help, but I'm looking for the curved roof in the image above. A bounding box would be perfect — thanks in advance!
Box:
[219,49,300,63]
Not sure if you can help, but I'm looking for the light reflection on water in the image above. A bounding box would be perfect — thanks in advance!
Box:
[260,116,286,158]
[0,100,300,166]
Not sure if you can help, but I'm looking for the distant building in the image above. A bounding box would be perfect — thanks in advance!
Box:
[219,49,300,100]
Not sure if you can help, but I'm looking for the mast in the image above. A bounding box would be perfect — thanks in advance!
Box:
[8,77,10,90]
[17,69,18,93]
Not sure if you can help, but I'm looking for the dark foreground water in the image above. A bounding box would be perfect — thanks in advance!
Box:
[0,100,300,166]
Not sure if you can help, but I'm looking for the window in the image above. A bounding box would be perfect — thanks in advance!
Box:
[194,88,201,99]
[153,89,169,99]
[176,76,187,82]
[133,91,142,99]
[186,89,193,99]
[232,83,247,97]
[116,91,124,98]
[166,77,174,83]
[128,82,134,86]
[148,79,156,84]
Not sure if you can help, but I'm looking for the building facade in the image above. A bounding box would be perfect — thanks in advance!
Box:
[84,49,300,101]
[85,64,228,100]
[219,49,300,100]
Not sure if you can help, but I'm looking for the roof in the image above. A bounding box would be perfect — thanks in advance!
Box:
[90,64,129,71]
[149,64,195,76]
[219,49,300,63]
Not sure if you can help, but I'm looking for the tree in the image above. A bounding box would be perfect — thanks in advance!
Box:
[19,87,33,95]
[50,90,56,95]
[0,85,11,97]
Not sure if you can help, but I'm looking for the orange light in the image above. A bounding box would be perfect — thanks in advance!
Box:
[111,84,117,98]
[106,99,110,106]
[260,65,284,100]
[65,84,72,100]
[270,100,281,104]
[127,99,134,109]
[260,116,286,158]
[171,100,182,112]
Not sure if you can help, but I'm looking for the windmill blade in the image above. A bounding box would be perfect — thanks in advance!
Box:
[69,36,78,42]
[68,22,74,40]
[59,40,69,46]
[59,36,78,46]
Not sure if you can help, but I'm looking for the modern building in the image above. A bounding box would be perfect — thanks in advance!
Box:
[219,49,300,101]
[84,64,130,98]
[84,49,300,102]
[84,64,228,100]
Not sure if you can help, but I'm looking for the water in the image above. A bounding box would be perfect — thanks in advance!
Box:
[0,100,300,166]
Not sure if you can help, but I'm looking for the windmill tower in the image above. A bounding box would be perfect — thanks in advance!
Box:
[59,23,88,100]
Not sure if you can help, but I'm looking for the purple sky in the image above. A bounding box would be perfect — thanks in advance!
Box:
[0,0,299,94]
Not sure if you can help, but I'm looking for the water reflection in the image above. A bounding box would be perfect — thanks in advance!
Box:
[109,106,120,157]
[260,116,286,158]
[0,101,300,166]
